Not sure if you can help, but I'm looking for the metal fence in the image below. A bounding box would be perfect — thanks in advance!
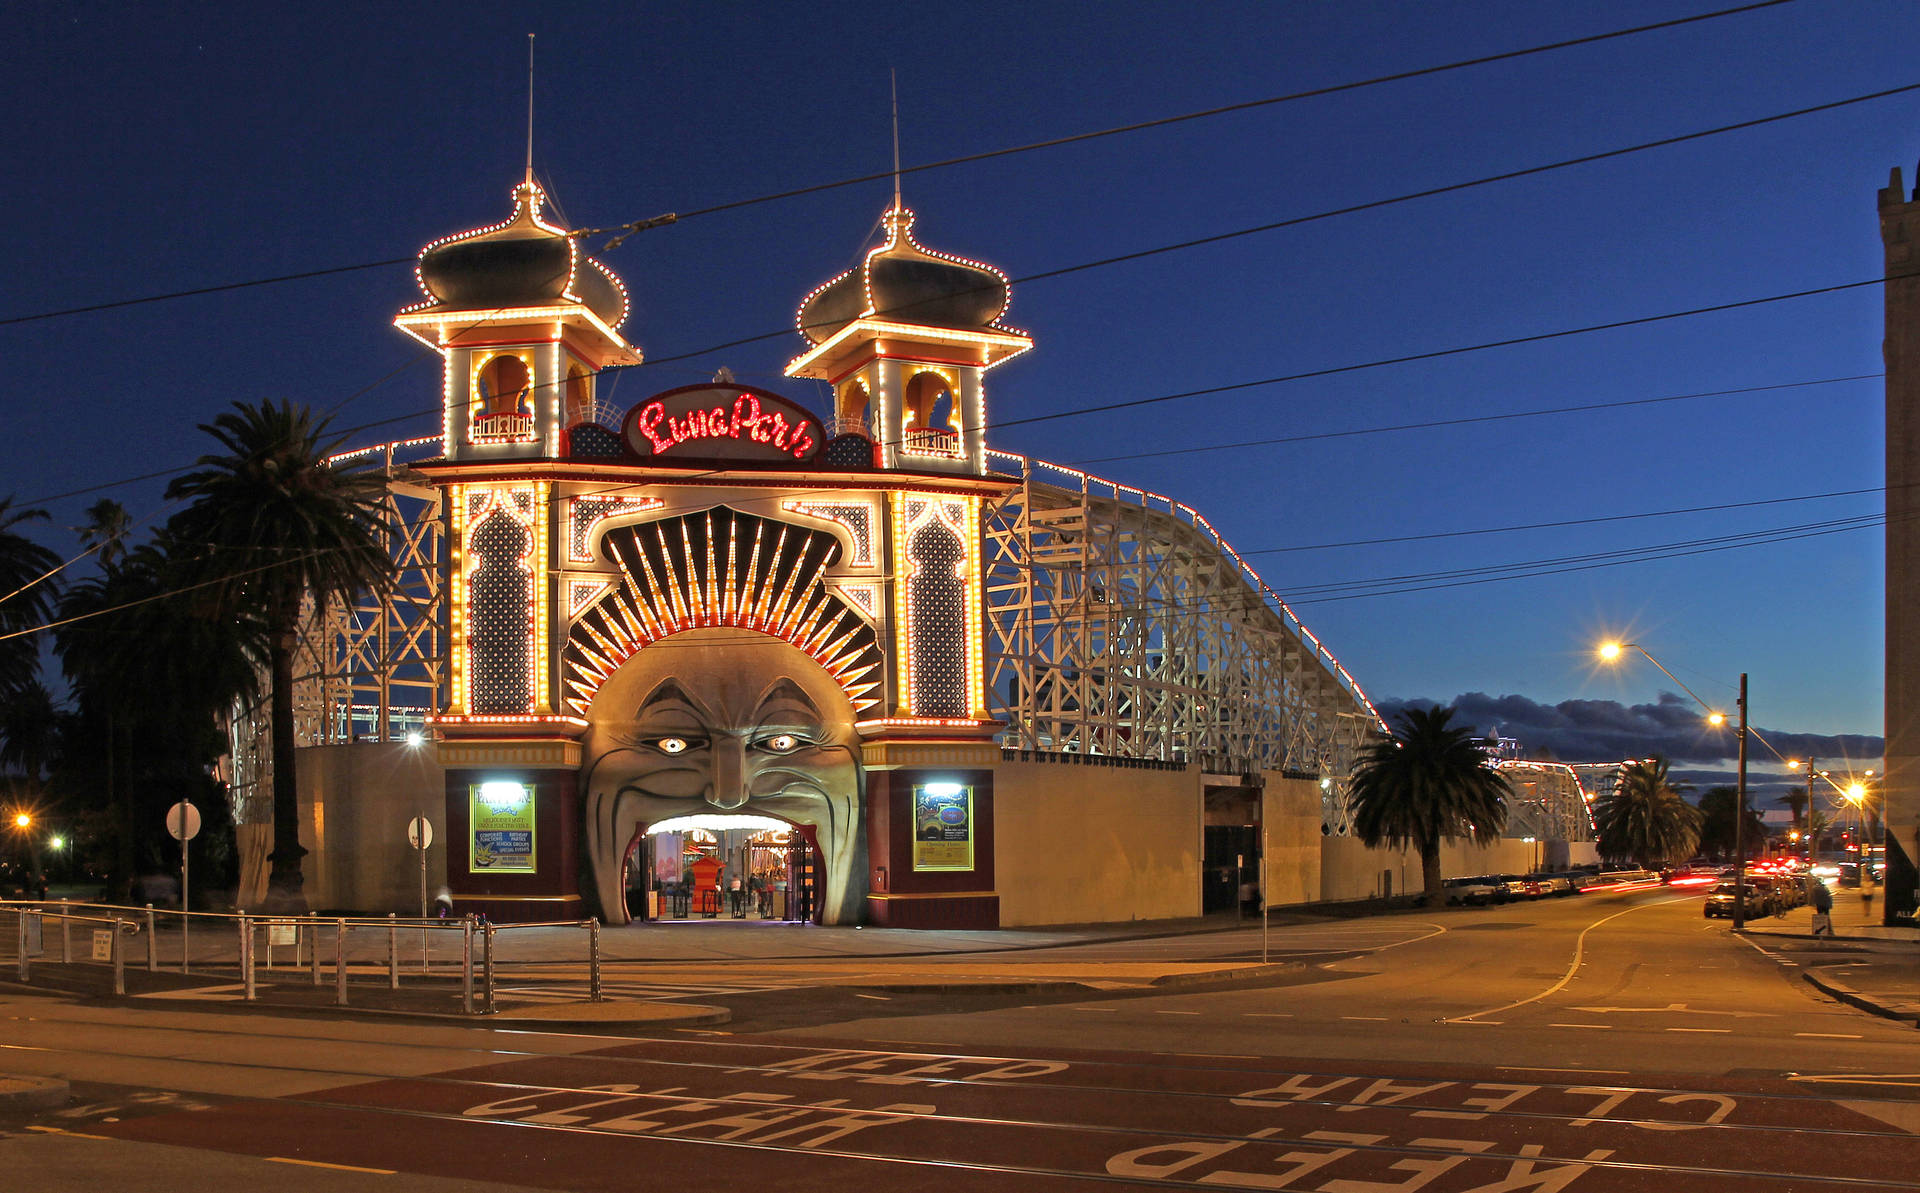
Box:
[0,900,604,1015]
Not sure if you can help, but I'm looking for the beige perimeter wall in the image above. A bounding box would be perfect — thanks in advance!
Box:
[296,743,448,913]
[994,761,1203,926]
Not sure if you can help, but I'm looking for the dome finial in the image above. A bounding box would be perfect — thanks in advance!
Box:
[889,68,903,217]
[524,33,537,188]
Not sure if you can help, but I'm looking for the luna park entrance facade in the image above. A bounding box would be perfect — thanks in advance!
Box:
[621,814,822,923]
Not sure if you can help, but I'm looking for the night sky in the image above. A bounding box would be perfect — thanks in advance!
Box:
[7,1,1911,787]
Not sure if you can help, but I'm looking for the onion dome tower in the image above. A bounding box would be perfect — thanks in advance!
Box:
[786,202,1031,475]
[395,178,640,461]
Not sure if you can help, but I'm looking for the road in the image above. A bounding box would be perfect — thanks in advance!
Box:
[4,886,1918,1191]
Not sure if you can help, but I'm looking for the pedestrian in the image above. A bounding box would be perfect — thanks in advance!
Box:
[1810,878,1834,937]
[1862,877,1876,919]
[729,874,745,917]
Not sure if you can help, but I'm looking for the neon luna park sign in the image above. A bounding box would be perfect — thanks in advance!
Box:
[622,384,823,464]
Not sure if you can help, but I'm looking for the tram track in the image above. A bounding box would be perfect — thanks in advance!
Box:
[4,1013,1918,1190]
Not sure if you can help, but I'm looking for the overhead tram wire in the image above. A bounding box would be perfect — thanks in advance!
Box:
[19,74,1918,508]
[578,0,1798,242]
[1068,374,1884,467]
[0,0,1795,330]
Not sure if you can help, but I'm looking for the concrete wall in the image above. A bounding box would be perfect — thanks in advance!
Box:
[1260,774,1325,907]
[993,761,1202,926]
[297,742,447,913]
[1317,836,1540,903]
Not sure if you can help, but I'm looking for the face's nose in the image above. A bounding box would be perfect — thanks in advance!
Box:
[706,736,748,810]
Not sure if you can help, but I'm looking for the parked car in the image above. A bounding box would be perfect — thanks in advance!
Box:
[1443,876,1499,906]
[1703,880,1766,918]
[1489,875,1533,903]
[1527,873,1576,897]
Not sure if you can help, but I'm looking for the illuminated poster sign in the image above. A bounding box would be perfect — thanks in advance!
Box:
[469,781,536,873]
[622,383,822,464]
[911,782,974,872]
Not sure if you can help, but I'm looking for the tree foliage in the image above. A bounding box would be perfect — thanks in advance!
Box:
[1347,705,1510,905]
[163,400,393,909]
[1594,756,1701,869]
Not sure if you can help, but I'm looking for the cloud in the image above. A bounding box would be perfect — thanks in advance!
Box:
[1376,691,1883,768]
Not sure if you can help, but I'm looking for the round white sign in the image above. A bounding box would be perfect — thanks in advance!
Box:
[165,801,202,841]
[407,816,434,850]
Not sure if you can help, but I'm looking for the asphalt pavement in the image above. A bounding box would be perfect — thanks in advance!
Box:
[1742,886,1920,1024]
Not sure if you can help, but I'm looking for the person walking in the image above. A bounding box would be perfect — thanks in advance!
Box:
[1810,877,1834,937]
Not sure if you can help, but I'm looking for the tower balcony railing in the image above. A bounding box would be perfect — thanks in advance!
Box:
[470,412,534,443]
[901,426,962,459]
[827,416,869,439]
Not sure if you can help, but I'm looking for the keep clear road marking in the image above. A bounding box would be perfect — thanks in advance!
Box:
[268,1158,396,1175]
[1446,894,1691,1024]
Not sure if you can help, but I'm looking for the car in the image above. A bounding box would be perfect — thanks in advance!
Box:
[1443,876,1499,906]
[1703,880,1766,918]
[1527,873,1576,897]
[1489,875,1533,903]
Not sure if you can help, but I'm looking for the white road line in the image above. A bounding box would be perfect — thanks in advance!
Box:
[1156,1010,1201,1016]
[268,1158,395,1175]
[1073,1007,1119,1013]
[1796,1032,1864,1039]
[1499,1066,1629,1075]
[1246,1012,1293,1018]
[1550,1023,1612,1029]
[1447,895,1688,1023]
[1668,1027,1731,1033]
[1340,1015,1389,1022]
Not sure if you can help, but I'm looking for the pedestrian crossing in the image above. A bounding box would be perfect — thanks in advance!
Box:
[490,973,819,1005]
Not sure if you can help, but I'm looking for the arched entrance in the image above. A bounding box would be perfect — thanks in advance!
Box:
[618,812,822,923]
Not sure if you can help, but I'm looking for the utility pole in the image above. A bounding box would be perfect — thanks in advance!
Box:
[1732,673,1750,931]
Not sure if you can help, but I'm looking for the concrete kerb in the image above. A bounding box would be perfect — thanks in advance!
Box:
[0,1074,70,1114]
[1799,969,1920,1026]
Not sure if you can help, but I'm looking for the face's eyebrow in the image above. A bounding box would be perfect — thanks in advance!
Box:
[633,679,714,728]
[752,679,822,730]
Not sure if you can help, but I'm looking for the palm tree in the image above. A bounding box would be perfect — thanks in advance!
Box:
[163,401,393,910]
[56,534,260,900]
[75,499,133,573]
[1594,756,1701,869]
[0,498,60,700]
[1347,705,1510,905]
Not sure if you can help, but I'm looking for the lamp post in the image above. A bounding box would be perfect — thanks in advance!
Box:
[1599,641,1750,929]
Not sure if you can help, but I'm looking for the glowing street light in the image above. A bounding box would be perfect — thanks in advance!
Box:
[1598,639,1750,928]
[11,812,29,830]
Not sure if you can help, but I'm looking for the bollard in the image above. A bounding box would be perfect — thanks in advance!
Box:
[310,915,322,986]
[112,924,125,996]
[483,922,496,1015]
[589,918,603,1002]
[240,914,255,1001]
[60,899,70,964]
[145,905,156,972]
[388,913,399,990]
[335,918,347,1007]
[460,917,474,1015]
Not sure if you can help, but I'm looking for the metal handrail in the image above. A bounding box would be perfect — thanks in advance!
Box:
[2,901,605,1013]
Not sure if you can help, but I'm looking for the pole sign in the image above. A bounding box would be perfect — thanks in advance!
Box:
[622,384,823,465]
[408,817,434,850]
[165,801,201,841]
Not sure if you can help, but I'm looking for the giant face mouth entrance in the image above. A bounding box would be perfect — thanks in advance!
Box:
[582,629,868,926]
[619,813,824,922]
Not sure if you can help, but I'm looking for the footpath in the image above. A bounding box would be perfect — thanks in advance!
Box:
[1741,889,1920,1025]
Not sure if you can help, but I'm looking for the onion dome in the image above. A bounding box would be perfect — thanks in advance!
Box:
[408,181,628,329]
[797,205,1012,344]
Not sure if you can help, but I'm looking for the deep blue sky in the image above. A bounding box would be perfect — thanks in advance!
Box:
[7,1,1911,771]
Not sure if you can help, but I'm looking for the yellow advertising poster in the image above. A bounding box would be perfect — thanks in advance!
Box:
[469,781,536,873]
[911,783,974,871]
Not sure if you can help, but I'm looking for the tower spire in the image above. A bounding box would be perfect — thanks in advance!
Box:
[889,68,902,215]
[525,33,536,187]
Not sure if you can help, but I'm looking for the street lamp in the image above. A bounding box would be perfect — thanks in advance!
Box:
[1598,640,1750,929]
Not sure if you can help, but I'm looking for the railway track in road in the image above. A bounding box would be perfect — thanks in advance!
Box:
[5,1016,1920,1190]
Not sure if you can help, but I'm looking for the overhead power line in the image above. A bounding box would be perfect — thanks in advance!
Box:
[0,0,1797,329]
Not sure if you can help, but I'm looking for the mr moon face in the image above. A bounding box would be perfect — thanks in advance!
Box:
[581,629,867,925]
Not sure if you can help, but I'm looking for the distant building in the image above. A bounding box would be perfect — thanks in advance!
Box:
[1881,162,1919,923]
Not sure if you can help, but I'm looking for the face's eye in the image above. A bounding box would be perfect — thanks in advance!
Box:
[759,733,802,754]
[652,736,692,756]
